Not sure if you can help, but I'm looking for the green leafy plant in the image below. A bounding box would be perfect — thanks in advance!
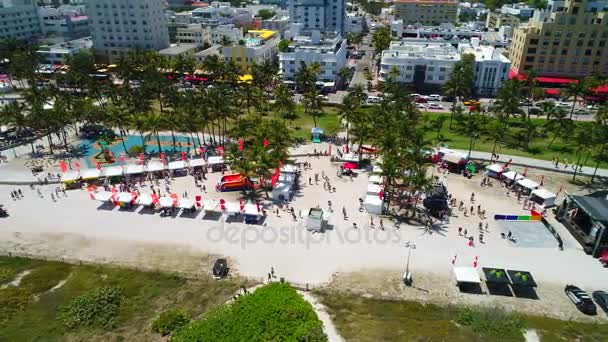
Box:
[0,287,33,324]
[152,309,190,336]
[61,286,124,329]
[456,307,525,338]
[128,145,145,155]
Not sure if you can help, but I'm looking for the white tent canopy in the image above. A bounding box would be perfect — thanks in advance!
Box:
[272,182,292,202]
[146,161,165,172]
[530,188,557,208]
[189,158,206,167]
[158,196,174,208]
[178,198,195,209]
[502,171,524,182]
[243,203,260,216]
[202,199,219,211]
[94,190,114,202]
[341,153,359,163]
[485,163,504,173]
[280,164,297,174]
[168,160,186,170]
[516,178,540,190]
[278,173,296,184]
[364,195,383,215]
[124,164,144,175]
[368,175,383,185]
[207,156,224,165]
[101,166,123,177]
[80,168,101,180]
[223,201,241,214]
[115,192,134,203]
[62,170,79,182]
[137,194,154,206]
[366,183,382,196]
[453,267,481,283]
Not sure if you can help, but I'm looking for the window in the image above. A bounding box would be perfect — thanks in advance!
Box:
[428,67,434,71]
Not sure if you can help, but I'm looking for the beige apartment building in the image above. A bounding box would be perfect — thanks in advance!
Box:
[486,12,521,30]
[393,0,458,26]
[509,0,608,78]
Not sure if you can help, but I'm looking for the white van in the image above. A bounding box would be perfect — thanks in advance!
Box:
[428,94,442,101]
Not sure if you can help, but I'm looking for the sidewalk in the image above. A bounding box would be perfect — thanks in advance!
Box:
[455,149,608,178]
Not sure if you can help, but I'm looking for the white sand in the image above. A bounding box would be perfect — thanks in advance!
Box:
[1,144,608,320]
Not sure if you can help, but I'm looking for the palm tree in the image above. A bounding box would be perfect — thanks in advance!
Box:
[337,67,354,90]
[482,120,509,161]
[443,54,475,128]
[301,89,324,127]
[272,84,297,126]
[493,79,523,121]
[338,91,365,148]
[429,115,448,140]
[543,106,572,148]
[571,125,594,182]
[565,78,589,119]
[407,168,433,217]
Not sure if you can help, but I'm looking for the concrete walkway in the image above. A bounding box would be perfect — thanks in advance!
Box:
[455,149,608,178]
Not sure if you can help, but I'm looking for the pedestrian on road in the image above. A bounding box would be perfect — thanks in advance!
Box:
[458,226,463,235]
[271,267,275,278]
[470,193,475,202]
[380,219,384,230]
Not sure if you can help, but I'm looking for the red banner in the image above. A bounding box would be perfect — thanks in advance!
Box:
[59,160,67,173]
[139,153,145,165]
[181,151,187,161]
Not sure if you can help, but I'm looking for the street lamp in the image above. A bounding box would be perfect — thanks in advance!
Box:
[403,241,416,286]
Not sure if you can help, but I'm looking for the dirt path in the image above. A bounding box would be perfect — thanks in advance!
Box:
[300,290,345,342]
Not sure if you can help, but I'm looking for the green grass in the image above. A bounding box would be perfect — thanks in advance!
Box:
[0,256,243,341]
[289,105,340,140]
[316,290,608,342]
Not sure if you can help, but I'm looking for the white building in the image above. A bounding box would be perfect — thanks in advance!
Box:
[344,13,366,33]
[222,29,279,70]
[380,40,509,95]
[158,43,198,60]
[288,0,345,33]
[87,0,170,62]
[38,6,90,40]
[279,31,346,85]
[176,23,243,47]
[500,3,535,18]
[0,0,42,41]
[37,36,93,64]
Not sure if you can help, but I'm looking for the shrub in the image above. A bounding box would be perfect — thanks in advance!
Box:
[456,307,525,338]
[0,266,16,284]
[152,309,190,336]
[61,286,124,329]
[128,145,145,155]
[0,288,32,324]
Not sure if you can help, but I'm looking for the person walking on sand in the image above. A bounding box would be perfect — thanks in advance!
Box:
[271,267,275,278]
[470,192,475,203]
[458,226,463,236]
[380,219,384,230]
[342,206,347,220]
[464,229,468,237]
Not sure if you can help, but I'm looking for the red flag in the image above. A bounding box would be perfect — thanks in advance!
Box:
[119,156,125,164]
[522,167,528,177]
[263,138,269,148]
[540,175,544,186]
[181,151,187,161]
[217,146,224,156]
[95,161,101,170]
[328,144,332,156]
[378,189,383,200]
[159,152,165,160]
[74,162,81,171]
[59,160,67,173]
[199,147,206,156]
[238,139,244,151]
[139,153,145,165]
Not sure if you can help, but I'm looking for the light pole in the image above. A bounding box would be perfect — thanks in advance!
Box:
[403,241,416,286]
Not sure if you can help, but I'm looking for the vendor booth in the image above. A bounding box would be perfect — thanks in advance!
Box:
[203,199,219,212]
[453,267,482,293]
[177,198,196,213]
[501,171,524,186]
[515,178,540,195]
[484,164,506,179]
[100,165,123,178]
[222,201,241,216]
[368,175,383,185]
[243,203,262,224]
[80,168,101,181]
[146,161,166,175]
[136,194,154,207]
[556,193,608,256]
[272,182,292,202]
[306,207,328,232]
[207,156,225,172]
[441,152,469,173]
[366,183,382,197]
[189,158,206,171]
[124,164,144,176]
[93,190,114,202]
[529,188,557,208]
[364,195,383,215]
[168,160,188,177]
[311,127,324,143]
[115,192,135,208]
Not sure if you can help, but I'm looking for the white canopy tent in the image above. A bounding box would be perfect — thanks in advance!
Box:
[502,171,524,182]
[94,190,114,202]
[223,201,241,215]
[530,188,557,208]
[243,203,260,216]
[372,165,382,173]
[202,199,219,211]
[365,195,383,215]
[366,183,382,196]
[278,173,296,184]
[516,178,540,191]
[178,198,195,209]
[146,161,165,173]
[124,164,144,175]
[62,170,79,183]
[453,267,481,284]
[136,194,154,206]
[207,156,224,165]
[168,160,186,170]
[115,192,134,203]
[280,164,297,174]
[158,196,175,208]
[80,168,101,180]
[101,166,123,177]
[189,158,206,167]
[484,163,505,178]
[341,153,359,163]
[368,175,383,185]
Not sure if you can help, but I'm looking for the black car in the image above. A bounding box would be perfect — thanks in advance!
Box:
[212,258,229,279]
[593,291,608,314]
[565,285,597,315]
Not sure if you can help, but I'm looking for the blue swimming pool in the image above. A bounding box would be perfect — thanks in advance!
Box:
[79,134,198,168]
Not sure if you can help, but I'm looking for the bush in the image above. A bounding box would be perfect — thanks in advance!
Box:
[61,286,124,329]
[128,145,145,155]
[456,307,525,338]
[0,288,33,324]
[171,282,327,341]
[152,309,190,336]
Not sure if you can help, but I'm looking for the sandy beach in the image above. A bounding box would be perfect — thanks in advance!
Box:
[1,143,608,321]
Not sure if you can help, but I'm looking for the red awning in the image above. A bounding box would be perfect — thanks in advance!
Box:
[536,76,577,84]
[343,162,357,170]
[593,85,608,93]
[544,88,561,95]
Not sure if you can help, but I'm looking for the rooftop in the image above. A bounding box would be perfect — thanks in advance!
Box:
[383,41,460,61]
[395,0,457,4]
[159,43,198,55]
[37,37,92,53]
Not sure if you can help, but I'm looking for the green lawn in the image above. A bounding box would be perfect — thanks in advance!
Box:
[0,256,243,341]
[289,105,341,140]
[316,290,608,342]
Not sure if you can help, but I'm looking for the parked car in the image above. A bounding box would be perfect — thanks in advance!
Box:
[556,101,570,108]
[366,96,381,104]
[565,285,597,315]
[593,291,608,314]
[528,107,543,115]
[212,258,229,279]
[428,103,444,110]
[416,103,427,110]
[463,99,480,106]
[428,94,442,101]
[587,104,599,110]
